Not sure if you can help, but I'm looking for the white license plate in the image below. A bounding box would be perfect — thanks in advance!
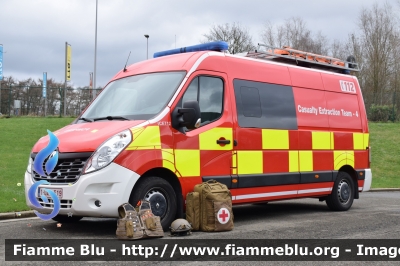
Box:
[38,188,63,199]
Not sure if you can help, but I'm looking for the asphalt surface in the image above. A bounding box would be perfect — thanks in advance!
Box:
[1,191,400,265]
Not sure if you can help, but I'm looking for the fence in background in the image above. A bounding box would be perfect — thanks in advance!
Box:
[0,86,101,117]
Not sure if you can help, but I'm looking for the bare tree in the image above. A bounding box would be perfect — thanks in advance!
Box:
[261,17,329,55]
[347,2,399,109]
[203,22,255,54]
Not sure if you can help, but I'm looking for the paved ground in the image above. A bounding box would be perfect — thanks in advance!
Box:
[1,191,400,265]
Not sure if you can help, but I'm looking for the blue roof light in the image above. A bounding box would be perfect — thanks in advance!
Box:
[153,41,229,58]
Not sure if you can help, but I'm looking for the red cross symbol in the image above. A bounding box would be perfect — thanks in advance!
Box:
[219,209,228,221]
[217,207,230,224]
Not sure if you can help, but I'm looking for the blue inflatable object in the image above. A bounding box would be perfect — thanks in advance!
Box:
[154,41,229,58]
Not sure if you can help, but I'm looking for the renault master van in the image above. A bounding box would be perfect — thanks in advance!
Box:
[25,41,372,229]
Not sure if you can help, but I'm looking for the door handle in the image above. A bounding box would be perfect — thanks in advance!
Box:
[216,139,231,145]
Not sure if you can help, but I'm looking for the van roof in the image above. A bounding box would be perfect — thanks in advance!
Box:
[110,50,358,85]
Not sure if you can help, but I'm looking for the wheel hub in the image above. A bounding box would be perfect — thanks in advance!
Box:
[338,180,350,203]
[144,190,167,217]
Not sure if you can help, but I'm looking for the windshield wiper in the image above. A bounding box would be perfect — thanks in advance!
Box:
[78,117,94,122]
[93,116,130,121]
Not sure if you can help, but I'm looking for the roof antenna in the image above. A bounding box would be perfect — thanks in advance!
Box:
[123,51,131,72]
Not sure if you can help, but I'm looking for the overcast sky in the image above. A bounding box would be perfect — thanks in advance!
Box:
[0,0,395,88]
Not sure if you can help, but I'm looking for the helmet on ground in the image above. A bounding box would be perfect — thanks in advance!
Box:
[169,218,192,236]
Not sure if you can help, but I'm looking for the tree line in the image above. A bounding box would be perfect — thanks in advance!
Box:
[0,76,100,116]
[1,2,398,121]
[203,2,400,121]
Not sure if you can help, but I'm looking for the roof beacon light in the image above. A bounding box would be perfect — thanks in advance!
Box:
[153,41,228,58]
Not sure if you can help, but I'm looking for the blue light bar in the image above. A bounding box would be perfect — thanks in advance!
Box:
[154,41,229,58]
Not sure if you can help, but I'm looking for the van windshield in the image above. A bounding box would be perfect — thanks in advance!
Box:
[81,71,185,121]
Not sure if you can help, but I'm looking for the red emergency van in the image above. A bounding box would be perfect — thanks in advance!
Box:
[25,42,372,229]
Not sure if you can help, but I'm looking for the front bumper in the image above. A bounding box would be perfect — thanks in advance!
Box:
[24,163,140,217]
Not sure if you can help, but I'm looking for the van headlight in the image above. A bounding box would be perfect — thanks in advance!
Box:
[84,129,132,174]
[27,157,33,174]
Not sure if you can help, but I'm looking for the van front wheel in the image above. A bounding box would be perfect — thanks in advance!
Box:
[129,176,177,231]
[326,172,354,211]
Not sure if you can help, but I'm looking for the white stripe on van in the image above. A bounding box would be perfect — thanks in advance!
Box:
[297,187,332,194]
[233,187,332,201]
[234,190,297,200]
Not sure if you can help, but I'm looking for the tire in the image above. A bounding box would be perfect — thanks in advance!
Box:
[52,214,83,223]
[326,172,355,211]
[129,176,177,231]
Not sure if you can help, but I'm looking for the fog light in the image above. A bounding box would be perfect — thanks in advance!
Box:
[94,200,101,207]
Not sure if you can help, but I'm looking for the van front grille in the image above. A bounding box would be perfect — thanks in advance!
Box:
[37,198,73,209]
[31,152,92,184]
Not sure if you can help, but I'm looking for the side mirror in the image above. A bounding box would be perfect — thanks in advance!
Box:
[172,100,201,134]
[179,100,201,129]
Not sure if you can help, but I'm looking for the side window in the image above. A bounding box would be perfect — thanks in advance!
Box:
[182,77,198,103]
[181,76,224,126]
[240,86,262,118]
[234,79,298,129]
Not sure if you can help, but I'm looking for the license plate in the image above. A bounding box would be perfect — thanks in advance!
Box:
[38,188,63,199]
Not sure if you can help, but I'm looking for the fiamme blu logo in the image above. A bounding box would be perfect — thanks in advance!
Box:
[28,130,61,220]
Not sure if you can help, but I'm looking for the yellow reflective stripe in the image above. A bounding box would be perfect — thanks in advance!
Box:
[128,126,161,149]
[199,127,233,150]
[131,127,144,139]
[312,131,331,150]
[353,133,364,150]
[262,129,289,149]
[363,133,369,148]
[174,149,200,177]
[330,132,334,149]
[334,151,355,170]
[237,151,263,175]
[162,149,175,172]
[135,145,162,150]
[289,151,299,172]
[232,151,237,175]
[299,151,313,172]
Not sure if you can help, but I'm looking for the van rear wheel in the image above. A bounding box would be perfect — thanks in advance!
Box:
[326,172,354,211]
[129,176,177,231]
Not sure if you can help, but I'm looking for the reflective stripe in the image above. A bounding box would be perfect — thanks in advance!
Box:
[199,127,233,150]
[289,151,298,172]
[353,133,364,150]
[174,149,200,177]
[312,131,332,150]
[234,190,297,200]
[237,151,263,175]
[232,151,237,175]
[127,126,161,150]
[363,133,369,148]
[333,151,354,170]
[131,127,144,139]
[297,187,332,194]
[299,151,313,171]
[162,149,175,172]
[262,129,289,149]
[234,187,331,200]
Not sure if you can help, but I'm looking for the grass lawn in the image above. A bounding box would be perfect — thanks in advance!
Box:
[0,117,399,213]
[368,122,400,188]
[0,117,75,213]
